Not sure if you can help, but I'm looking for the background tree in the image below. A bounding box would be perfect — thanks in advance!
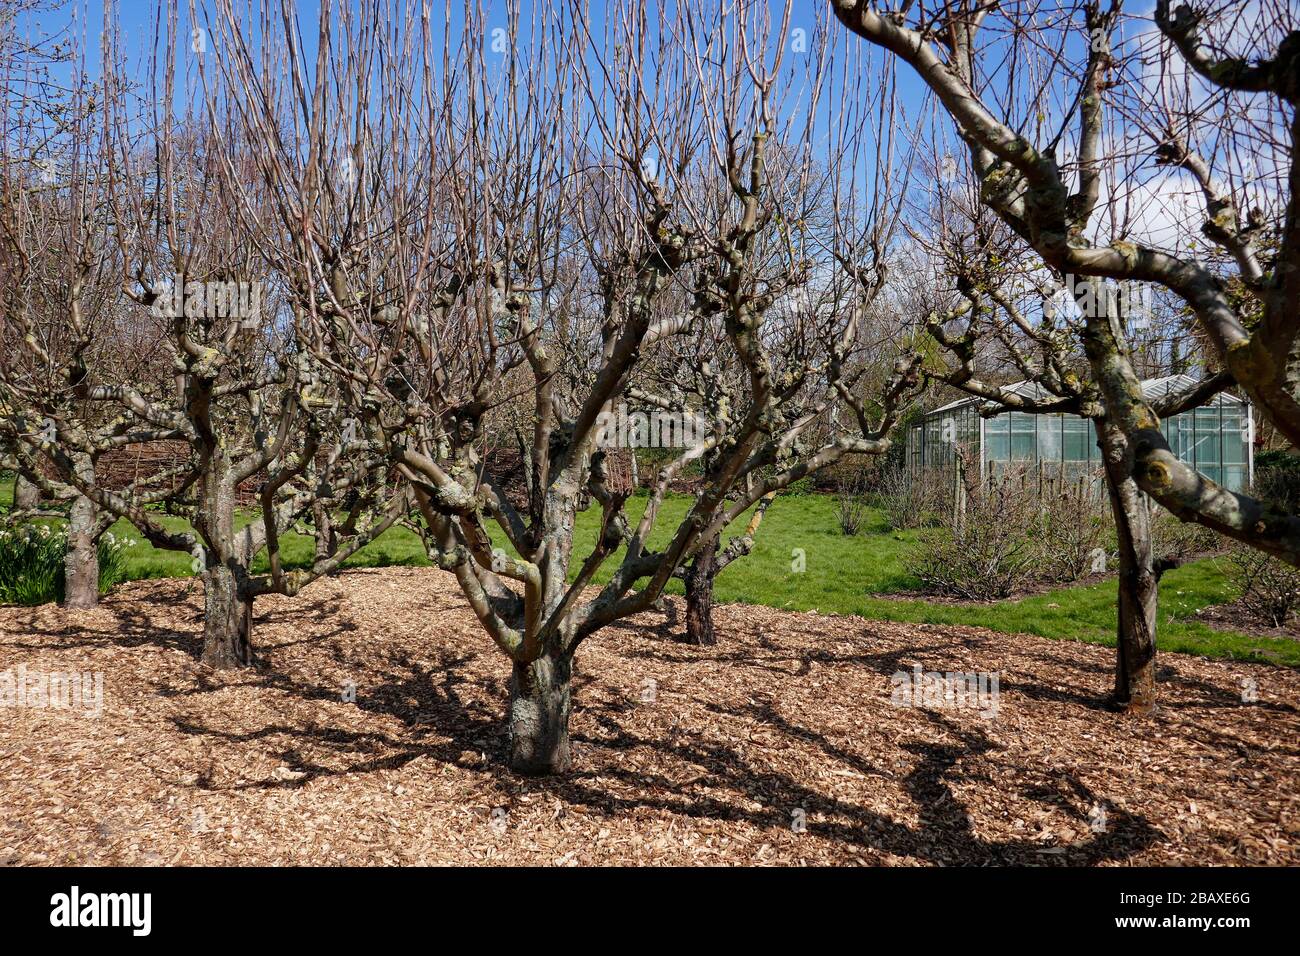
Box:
[830,0,1300,562]
[0,5,188,607]
[909,177,1229,710]
[1,2,408,660]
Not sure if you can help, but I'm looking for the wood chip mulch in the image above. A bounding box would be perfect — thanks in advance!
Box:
[2,566,1297,866]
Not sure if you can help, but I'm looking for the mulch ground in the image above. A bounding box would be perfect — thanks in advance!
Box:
[1,566,1297,866]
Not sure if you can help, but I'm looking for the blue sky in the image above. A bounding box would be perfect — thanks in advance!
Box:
[15,0,1273,263]
[17,1,931,129]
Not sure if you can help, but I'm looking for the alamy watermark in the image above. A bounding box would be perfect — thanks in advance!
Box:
[151,275,263,329]
[0,664,103,718]
[1241,676,1259,704]
[1049,274,1153,327]
[889,665,1000,719]
[49,886,150,936]
[595,403,707,450]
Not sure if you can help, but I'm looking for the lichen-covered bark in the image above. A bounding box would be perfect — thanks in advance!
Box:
[13,474,40,510]
[201,563,253,669]
[312,500,335,562]
[684,532,719,646]
[195,444,255,669]
[1083,312,1300,565]
[507,651,572,775]
[62,493,100,609]
[62,455,100,609]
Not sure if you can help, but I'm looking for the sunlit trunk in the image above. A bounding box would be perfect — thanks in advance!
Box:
[196,450,254,669]
[1096,418,1157,714]
[13,474,40,510]
[62,494,100,609]
[312,500,335,562]
[201,563,254,668]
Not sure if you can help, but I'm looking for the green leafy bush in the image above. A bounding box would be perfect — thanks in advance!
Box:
[0,526,129,606]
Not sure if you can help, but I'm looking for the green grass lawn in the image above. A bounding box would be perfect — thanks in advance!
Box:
[3,474,1296,665]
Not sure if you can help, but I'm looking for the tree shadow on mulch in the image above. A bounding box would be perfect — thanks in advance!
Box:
[559,705,1156,866]
[625,629,1125,713]
[0,588,202,659]
[0,585,366,665]
[168,645,509,785]
[162,647,1161,866]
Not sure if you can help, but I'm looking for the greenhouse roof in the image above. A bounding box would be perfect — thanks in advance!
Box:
[925,374,1245,417]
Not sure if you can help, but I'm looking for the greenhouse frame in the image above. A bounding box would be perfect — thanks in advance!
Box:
[905,375,1254,492]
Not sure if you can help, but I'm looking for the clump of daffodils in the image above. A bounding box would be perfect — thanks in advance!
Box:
[0,521,131,605]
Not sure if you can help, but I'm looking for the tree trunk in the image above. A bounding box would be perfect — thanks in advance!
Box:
[683,532,719,645]
[1096,419,1158,714]
[952,454,967,535]
[312,500,336,562]
[201,564,254,669]
[507,651,572,775]
[62,494,100,609]
[13,474,40,510]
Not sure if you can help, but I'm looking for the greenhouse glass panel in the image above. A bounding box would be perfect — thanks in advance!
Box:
[1162,415,1180,457]
[986,415,1009,462]
[1221,407,1246,465]
[1010,412,1036,460]
[1038,414,1063,462]
[1170,411,1196,461]
[1063,415,1091,461]
[1194,407,1221,468]
[905,380,1250,494]
[925,419,941,465]
[961,408,979,446]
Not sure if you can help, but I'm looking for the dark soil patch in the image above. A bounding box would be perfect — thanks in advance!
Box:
[1196,600,1300,648]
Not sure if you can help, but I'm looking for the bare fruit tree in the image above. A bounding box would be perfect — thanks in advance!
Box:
[200,0,926,773]
[906,181,1229,710]
[831,0,1300,562]
[0,6,188,608]
[1,5,408,662]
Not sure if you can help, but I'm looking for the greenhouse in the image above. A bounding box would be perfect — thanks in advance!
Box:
[905,375,1254,491]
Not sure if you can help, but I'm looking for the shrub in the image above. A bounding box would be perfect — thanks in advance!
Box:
[1149,508,1222,566]
[1226,543,1300,627]
[833,477,869,536]
[907,471,1041,600]
[784,476,817,496]
[1252,456,1300,512]
[1035,476,1110,583]
[873,465,949,531]
[0,525,130,606]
